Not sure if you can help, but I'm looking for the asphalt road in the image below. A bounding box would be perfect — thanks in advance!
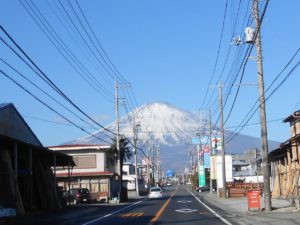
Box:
[1,185,235,225]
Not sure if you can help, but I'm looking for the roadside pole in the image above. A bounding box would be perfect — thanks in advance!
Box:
[219,80,227,198]
[209,110,213,195]
[253,0,271,211]
[115,78,121,202]
[133,122,140,197]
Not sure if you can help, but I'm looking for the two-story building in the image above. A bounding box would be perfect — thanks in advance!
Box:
[49,144,117,201]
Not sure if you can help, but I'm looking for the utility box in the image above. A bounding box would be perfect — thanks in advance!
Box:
[247,190,261,211]
[245,27,255,43]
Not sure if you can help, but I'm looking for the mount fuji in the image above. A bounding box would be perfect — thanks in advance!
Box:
[68,102,280,170]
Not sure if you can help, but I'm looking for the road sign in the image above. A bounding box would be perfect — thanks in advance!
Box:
[247,190,261,211]
[211,136,222,150]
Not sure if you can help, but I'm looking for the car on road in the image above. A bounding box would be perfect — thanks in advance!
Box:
[148,187,164,199]
[64,188,91,204]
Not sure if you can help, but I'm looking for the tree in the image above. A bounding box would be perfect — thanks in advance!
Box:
[111,136,133,164]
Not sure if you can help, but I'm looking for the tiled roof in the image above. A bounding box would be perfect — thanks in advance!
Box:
[56,171,114,177]
[48,144,109,148]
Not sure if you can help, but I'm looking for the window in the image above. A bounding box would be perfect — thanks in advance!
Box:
[73,155,96,169]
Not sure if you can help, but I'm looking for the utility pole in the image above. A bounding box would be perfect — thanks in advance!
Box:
[219,80,226,198]
[133,122,140,197]
[253,0,271,211]
[157,145,160,184]
[146,140,150,190]
[208,110,213,194]
[152,143,155,185]
[115,78,121,202]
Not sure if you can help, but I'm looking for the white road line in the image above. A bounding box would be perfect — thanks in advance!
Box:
[81,200,144,225]
[188,190,233,225]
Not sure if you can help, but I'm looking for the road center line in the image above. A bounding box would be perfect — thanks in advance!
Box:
[148,189,177,225]
[81,200,144,225]
[188,190,233,225]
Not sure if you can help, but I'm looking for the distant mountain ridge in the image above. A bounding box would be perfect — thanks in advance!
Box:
[69,102,280,169]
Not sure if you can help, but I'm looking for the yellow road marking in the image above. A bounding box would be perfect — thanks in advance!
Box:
[121,212,144,218]
[148,189,177,225]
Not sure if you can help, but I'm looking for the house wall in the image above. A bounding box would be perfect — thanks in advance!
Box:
[54,149,114,174]
[291,120,300,137]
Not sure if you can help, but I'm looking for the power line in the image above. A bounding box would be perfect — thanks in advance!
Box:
[226,58,300,144]
[0,58,100,131]
[0,25,117,136]
[201,0,228,109]
[223,0,269,126]
[0,69,112,145]
[73,0,129,85]
[20,0,115,103]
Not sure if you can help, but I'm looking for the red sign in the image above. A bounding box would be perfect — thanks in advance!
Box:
[247,190,260,211]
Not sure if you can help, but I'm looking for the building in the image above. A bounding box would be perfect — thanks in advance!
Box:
[122,163,146,197]
[49,144,118,201]
[0,103,73,216]
[270,110,300,200]
[231,148,263,183]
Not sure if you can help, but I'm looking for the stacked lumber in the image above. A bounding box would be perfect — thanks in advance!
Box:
[271,148,300,199]
[0,149,25,215]
[228,188,246,197]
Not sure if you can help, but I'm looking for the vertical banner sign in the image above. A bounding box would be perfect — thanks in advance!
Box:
[198,165,206,187]
[210,156,217,179]
[204,152,210,168]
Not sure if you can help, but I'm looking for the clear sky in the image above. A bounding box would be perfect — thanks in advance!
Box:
[0,0,300,146]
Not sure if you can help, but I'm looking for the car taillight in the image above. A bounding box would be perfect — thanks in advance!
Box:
[76,193,80,197]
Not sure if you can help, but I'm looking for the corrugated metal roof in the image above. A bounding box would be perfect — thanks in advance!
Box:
[0,103,12,109]
[0,103,42,147]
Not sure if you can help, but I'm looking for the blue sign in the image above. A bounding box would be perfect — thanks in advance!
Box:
[166,169,174,177]
[204,152,210,168]
[192,136,209,145]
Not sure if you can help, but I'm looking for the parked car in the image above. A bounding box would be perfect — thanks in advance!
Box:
[148,187,164,199]
[63,188,91,204]
[196,185,211,193]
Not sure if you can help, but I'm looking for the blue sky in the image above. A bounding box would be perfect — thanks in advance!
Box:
[0,0,300,146]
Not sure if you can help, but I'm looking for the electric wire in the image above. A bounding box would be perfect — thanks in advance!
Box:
[0,58,100,131]
[20,0,114,103]
[0,69,112,145]
[201,0,228,109]
[226,58,300,144]
[0,25,117,136]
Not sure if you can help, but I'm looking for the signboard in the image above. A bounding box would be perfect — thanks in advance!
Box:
[216,155,233,188]
[192,136,209,146]
[210,156,217,179]
[247,190,260,211]
[166,169,174,177]
[203,152,210,168]
[198,165,206,187]
[211,136,222,151]
[192,137,200,145]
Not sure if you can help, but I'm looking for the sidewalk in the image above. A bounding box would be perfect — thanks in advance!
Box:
[198,191,300,225]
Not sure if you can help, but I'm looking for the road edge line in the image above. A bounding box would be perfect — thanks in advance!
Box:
[188,190,233,225]
[81,199,144,225]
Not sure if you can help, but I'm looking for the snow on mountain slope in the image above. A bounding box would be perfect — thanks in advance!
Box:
[72,102,202,146]
[68,102,280,170]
